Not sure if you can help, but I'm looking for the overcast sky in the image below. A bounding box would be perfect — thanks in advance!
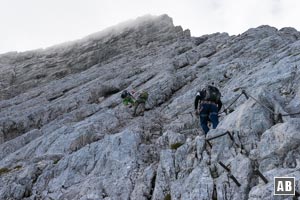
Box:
[1,0,299,54]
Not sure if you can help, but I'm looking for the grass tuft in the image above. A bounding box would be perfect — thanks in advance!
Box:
[170,142,184,150]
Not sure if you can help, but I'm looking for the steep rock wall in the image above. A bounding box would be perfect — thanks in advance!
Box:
[0,14,300,200]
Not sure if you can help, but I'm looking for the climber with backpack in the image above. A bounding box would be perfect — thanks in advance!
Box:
[121,90,135,107]
[121,89,149,117]
[194,83,222,135]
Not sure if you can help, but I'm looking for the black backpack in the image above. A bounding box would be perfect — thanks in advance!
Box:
[202,85,221,102]
[121,90,130,99]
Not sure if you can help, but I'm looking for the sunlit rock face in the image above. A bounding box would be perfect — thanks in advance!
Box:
[0,14,300,200]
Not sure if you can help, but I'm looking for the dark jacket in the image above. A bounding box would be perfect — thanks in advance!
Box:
[194,90,222,111]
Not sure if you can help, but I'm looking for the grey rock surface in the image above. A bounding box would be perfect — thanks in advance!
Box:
[1,14,300,199]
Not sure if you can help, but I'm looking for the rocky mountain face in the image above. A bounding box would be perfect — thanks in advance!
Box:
[0,14,300,200]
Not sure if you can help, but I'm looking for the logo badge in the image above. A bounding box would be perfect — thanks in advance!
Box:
[274,177,295,195]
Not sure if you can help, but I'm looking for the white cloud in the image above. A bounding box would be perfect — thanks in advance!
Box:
[0,0,300,54]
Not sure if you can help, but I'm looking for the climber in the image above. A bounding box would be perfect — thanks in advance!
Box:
[132,90,149,116]
[121,89,149,117]
[194,84,222,135]
[121,90,135,107]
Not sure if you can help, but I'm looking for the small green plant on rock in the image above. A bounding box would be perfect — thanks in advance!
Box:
[170,142,183,150]
[13,165,22,170]
[0,168,11,175]
[164,193,171,200]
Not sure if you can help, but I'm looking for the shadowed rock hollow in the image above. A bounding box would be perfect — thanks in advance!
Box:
[0,14,300,200]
